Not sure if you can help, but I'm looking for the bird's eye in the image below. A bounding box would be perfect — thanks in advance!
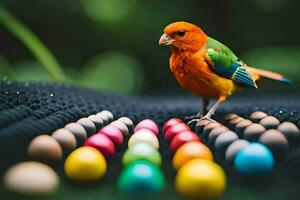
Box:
[175,30,186,37]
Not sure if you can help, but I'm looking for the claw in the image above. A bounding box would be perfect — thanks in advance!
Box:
[187,119,199,126]
[185,113,203,120]
[198,116,216,123]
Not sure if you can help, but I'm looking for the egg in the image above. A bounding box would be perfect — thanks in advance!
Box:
[214,131,239,154]
[52,128,77,155]
[128,129,159,149]
[3,162,59,196]
[110,120,130,136]
[27,135,62,163]
[250,111,268,123]
[64,123,87,146]
[259,116,280,129]
[76,118,96,136]
[88,115,104,130]
[118,117,134,132]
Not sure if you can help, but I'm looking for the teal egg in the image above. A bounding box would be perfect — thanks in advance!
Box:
[122,142,162,167]
[234,143,274,175]
[117,160,165,194]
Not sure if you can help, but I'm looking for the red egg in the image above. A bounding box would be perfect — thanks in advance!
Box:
[134,119,159,136]
[165,123,191,141]
[163,118,183,134]
[98,125,123,146]
[170,131,201,151]
[84,134,115,157]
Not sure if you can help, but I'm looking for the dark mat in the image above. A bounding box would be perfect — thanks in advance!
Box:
[0,81,300,177]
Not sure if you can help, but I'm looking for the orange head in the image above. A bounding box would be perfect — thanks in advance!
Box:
[159,21,208,52]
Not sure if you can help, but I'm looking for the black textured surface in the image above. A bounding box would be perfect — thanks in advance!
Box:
[0,81,300,180]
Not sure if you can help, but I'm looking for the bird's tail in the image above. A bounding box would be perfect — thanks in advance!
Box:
[245,66,291,84]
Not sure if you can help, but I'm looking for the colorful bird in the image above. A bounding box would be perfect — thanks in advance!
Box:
[159,21,290,123]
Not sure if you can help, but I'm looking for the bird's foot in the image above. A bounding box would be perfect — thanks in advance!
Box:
[185,113,203,121]
[187,118,200,126]
[187,116,216,126]
[198,116,216,123]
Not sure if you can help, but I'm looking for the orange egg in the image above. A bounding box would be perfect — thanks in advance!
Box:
[173,141,213,170]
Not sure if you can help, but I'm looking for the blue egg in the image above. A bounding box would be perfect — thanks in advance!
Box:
[234,143,274,175]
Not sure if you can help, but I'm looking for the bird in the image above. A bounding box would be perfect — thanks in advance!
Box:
[159,21,290,123]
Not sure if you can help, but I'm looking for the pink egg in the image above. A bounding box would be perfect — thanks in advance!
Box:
[84,134,115,157]
[134,119,159,136]
[165,123,191,141]
[163,118,183,133]
[98,125,123,146]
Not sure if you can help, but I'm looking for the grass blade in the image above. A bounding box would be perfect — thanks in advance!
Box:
[0,6,67,81]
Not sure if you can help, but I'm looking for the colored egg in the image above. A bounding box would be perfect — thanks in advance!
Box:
[228,117,244,128]
[52,128,77,155]
[134,119,159,136]
[165,123,191,141]
[64,147,107,182]
[259,129,289,161]
[98,110,114,122]
[175,159,226,200]
[84,134,115,157]
[123,142,162,167]
[235,119,253,135]
[118,160,165,194]
[250,111,268,123]
[128,129,159,149]
[225,113,240,121]
[64,123,87,146]
[98,125,123,146]
[173,141,213,170]
[3,161,59,196]
[163,118,183,133]
[27,135,62,163]
[277,122,300,143]
[234,143,274,175]
[214,131,239,154]
[194,119,211,134]
[118,117,134,132]
[76,118,96,136]
[259,116,280,129]
[202,122,222,140]
[243,123,266,141]
[96,113,109,125]
[88,115,104,130]
[207,126,229,146]
[225,139,250,164]
[170,131,200,152]
[110,120,130,136]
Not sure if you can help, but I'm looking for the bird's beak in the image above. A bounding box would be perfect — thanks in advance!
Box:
[159,33,174,46]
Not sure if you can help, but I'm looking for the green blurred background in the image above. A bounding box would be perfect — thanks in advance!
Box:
[0,0,300,94]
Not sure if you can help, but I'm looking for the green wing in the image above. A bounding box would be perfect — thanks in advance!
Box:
[206,37,257,88]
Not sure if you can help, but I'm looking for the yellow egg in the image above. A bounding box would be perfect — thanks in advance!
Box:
[128,129,159,149]
[64,147,107,182]
[175,159,226,200]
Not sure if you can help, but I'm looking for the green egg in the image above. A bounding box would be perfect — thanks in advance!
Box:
[122,142,162,167]
[118,160,165,194]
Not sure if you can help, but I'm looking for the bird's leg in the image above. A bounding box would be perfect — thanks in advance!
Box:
[200,96,226,121]
[186,98,209,125]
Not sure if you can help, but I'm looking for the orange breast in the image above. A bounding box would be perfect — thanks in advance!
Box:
[170,51,238,99]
